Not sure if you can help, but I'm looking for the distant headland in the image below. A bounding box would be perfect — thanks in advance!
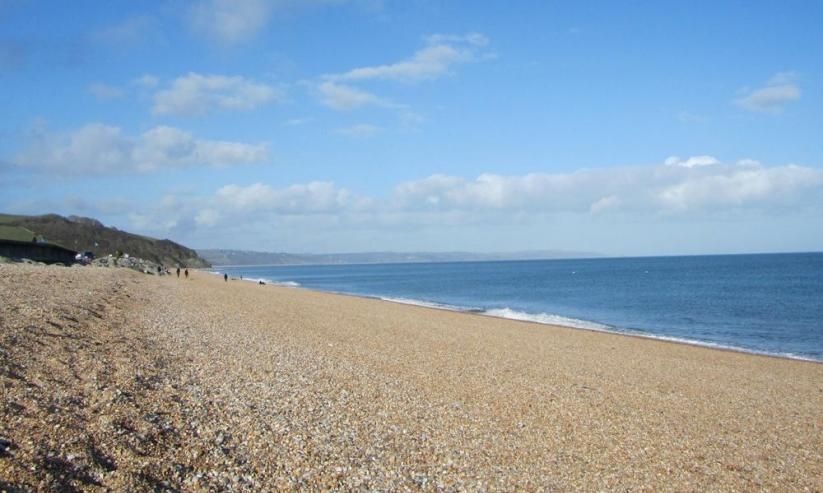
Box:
[198,248,603,266]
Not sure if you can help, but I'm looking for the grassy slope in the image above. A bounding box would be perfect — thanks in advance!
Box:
[0,225,36,242]
[0,213,210,267]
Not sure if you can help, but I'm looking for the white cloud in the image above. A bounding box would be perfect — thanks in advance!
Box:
[133,126,267,171]
[655,164,822,212]
[393,174,468,208]
[195,208,221,227]
[664,155,720,168]
[188,0,352,45]
[13,123,268,174]
[283,117,313,126]
[424,33,489,47]
[88,82,124,101]
[734,72,801,113]
[736,159,761,167]
[72,156,823,241]
[335,123,381,138]
[590,195,621,214]
[331,32,489,83]
[767,71,798,86]
[316,81,388,110]
[314,32,491,115]
[215,181,364,214]
[189,0,273,45]
[92,157,823,252]
[393,173,593,211]
[180,157,823,227]
[133,74,159,88]
[153,72,281,117]
[390,158,823,215]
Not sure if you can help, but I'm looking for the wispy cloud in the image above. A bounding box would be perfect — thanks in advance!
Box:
[329,32,490,83]
[734,72,801,113]
[133,74,159,88]
[13,123,268,175]
[283,117,313,127]
[188,0,349,45]
[316,81,391,110]
[335,123,381,138]
[664,155,720,168]
[215,181,367,214]
[314,32,491,119]
[88,82,124,101]
[152,72,282,117]
[188,0,274,45]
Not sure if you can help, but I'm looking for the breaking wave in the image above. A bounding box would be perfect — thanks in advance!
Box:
[482,307,611,331]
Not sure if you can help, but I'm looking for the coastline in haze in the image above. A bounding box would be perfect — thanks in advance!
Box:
[198,248,603,266]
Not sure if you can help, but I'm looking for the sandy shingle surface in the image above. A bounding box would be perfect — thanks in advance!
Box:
[1,264,822,491]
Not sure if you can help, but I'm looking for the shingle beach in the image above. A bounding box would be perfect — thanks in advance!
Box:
[1,264,822,491]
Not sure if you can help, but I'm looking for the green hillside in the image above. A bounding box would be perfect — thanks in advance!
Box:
[0,213,210,267]
[0,224,36,242]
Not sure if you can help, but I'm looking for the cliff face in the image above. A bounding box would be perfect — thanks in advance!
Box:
[0,213,210,268]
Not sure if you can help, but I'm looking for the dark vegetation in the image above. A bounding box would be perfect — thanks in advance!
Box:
[0,213,209,268]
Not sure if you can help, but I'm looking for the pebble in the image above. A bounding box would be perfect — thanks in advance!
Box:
[1,264,822,491]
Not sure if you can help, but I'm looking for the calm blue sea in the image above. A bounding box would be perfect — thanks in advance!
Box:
[216,253,823,362]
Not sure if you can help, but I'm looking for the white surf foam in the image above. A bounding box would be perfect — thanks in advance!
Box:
[234,276,300,287]
[483,307,611,331]
[240,276,269,284]
[379,296,472,312]
[621,332,821,362]
[482,308,820,361]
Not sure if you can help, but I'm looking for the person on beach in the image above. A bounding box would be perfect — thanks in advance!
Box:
[224,273,228,282]
[176,267,180,278]
[184,268,189,279]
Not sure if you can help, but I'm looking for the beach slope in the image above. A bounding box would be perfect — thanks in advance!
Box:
[1,264,821,491]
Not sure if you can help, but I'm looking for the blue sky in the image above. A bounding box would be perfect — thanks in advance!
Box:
[1,0,821,256]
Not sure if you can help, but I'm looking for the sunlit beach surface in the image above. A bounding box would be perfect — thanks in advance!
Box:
[1,264,821,491]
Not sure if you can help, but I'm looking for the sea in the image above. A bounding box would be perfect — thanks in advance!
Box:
[214,252,823,362]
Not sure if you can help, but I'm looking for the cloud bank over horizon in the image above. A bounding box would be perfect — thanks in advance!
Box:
[163,156,823,220]
[9,155,817,255]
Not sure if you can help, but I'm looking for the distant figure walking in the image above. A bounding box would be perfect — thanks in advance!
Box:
[184,268,189,279]
[224,273,228,282]
[176,267,180,278]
